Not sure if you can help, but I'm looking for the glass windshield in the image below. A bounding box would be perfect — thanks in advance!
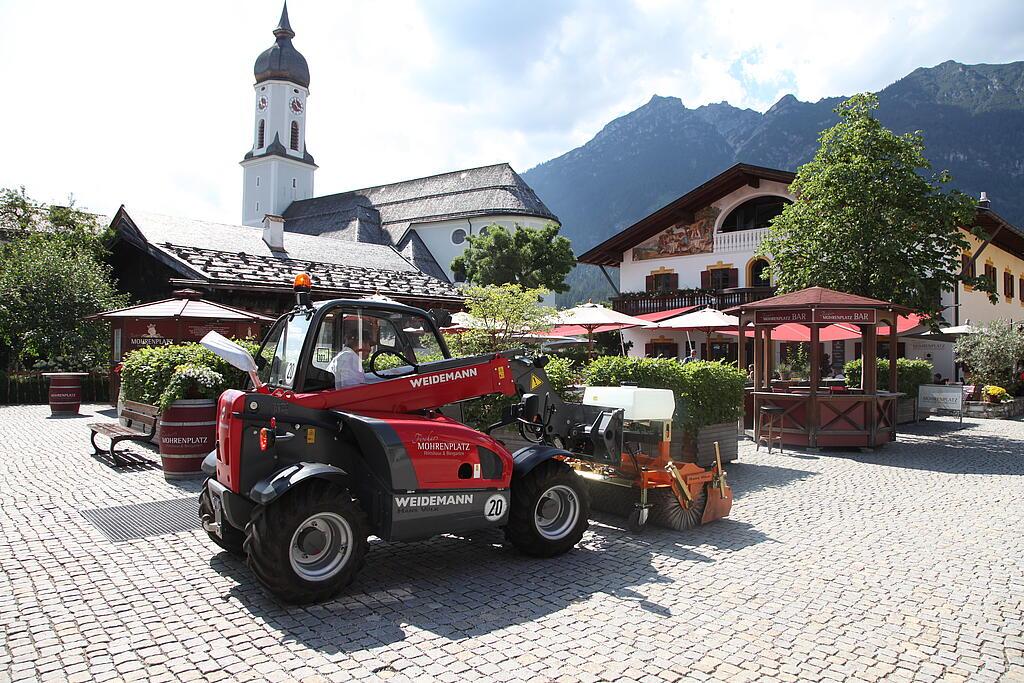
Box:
[257,311,314,388]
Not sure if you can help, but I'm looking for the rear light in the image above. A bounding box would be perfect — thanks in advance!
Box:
[259,427,276,451]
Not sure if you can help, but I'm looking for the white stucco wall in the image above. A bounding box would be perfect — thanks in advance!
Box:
[618,180,794,292]
[413,215,556,282]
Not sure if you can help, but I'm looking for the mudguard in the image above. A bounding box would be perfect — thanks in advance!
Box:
[249,462,349,505]
[511,444,574,477]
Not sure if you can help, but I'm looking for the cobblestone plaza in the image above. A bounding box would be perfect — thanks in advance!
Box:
[1,404,1022,682]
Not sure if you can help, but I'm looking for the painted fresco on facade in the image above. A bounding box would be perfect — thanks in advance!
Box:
[632,206,720,261]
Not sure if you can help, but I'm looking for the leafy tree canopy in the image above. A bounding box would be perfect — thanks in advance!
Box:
[451,222,575,294]
[0,187,127,370]
[447,283,555,356]
[758,93,990,321]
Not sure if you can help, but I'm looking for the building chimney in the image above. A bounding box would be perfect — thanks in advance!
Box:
[262,214,285,250]
[978,192,991,209]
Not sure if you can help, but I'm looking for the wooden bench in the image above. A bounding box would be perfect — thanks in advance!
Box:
[88,401,160,466]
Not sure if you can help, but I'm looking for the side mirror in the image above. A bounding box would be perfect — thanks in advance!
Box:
[200,331,263,389]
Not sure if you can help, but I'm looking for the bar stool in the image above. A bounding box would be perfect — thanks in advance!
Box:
[757,405,785,453]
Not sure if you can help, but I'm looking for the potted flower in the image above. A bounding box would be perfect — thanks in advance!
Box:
[157,364,225,478]
[983,385,1009,404]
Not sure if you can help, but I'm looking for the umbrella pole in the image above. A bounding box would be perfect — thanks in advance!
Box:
[619,330,625,356]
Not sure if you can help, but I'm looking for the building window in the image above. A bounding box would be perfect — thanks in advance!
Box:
[255,201,260,213]
[290,121,299,151]
[749,258,770,286]
[645,341,679,359]
[645,272,678,292]
[451,228,467,245]
[256,176,260,187]
[1004,272,1015,299]
[720,196,791,233]
[257,120,265,148]
[1019,277,1024,302]
[701,267,737,290]
[962,253,975,279]
[984,264,997,288]
[292,178,297,189]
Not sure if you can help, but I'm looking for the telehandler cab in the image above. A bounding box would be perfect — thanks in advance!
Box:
[199,274,731,603]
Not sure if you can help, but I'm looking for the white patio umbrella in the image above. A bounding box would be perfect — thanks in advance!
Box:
[648,308,739,360]
[903,323,981,343]
[556,303,649,356]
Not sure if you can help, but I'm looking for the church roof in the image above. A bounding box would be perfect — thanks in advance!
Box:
[282,163,558,244]
[254,3,310,88]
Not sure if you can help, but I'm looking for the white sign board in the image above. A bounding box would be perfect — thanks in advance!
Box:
[918,384,964,421]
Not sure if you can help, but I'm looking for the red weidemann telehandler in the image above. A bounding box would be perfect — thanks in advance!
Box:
[198,274,732,603]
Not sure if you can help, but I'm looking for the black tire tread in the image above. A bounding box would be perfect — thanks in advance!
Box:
[505,459,590,557]
[199,484,246,557]
[243,479,368,604]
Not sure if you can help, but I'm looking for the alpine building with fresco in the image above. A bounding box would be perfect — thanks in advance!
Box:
[578,164,1024,380]
[105,3,558,315]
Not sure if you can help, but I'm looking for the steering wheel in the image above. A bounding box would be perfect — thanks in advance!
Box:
[369,349,418,379]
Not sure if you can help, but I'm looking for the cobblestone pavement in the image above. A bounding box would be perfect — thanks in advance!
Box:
[1,404,1022,683]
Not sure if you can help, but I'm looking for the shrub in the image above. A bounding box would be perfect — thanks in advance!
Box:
[843,358,933,397]
[543,356,580,397]
[954,319,1024,392]
[583,356,744,434]
[120,340,260,407]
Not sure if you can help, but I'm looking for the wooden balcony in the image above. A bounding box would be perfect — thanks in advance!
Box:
[611,287,775,315]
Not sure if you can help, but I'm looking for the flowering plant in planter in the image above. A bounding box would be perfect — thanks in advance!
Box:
[983,385,1010,403]
[158,363,225,412]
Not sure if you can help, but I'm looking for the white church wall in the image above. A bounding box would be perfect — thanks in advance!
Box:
[414,215,556,282]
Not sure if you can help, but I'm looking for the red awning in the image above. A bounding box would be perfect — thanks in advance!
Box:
[547,306,698,337]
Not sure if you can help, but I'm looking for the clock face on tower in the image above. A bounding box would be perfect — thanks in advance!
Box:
[289,97,304,115]
[256,96,268,112]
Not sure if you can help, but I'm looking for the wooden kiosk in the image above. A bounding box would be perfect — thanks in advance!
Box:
[726,287,910,449]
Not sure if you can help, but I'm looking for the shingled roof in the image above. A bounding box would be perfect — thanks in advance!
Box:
[283,163,558,246]
[109,207,462,305]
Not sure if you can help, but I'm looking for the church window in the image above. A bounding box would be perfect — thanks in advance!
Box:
[257,120,265,148]
[451,228,467,245]
[292,178,297,188]
[255,202,260,213]
[290,122,300,150]
[256,177,260,187]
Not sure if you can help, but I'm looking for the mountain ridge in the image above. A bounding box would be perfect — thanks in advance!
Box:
[522,60,1024,304]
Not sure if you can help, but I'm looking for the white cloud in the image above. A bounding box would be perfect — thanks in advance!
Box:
[0,0,1020,224]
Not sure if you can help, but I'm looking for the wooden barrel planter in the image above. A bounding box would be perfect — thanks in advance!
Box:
[159,399,217,478]
[42,372,89,415]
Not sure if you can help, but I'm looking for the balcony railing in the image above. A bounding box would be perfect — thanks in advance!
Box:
[611,287,776,316]
[713,227,769,253]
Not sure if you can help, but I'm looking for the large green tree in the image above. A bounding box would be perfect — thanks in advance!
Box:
[758,93,992,320]
[0,187,127,371]
[451,222,575,293]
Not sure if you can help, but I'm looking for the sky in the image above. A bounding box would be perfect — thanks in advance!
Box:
[1,0,1022,225]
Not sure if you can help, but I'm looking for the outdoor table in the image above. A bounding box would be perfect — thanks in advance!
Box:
[41,372,90,415]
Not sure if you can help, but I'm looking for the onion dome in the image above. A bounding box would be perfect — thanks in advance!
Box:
[253,3,310,88]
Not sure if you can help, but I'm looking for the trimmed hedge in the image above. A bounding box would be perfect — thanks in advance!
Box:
[843,358,933,397]
[583,356,745,434]
[120,340,261,407]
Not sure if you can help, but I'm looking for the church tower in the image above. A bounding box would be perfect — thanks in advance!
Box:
[241,2,317,227]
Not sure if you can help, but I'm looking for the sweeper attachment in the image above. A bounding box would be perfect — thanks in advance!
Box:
[197,274,730,603]
[491,358,732,532]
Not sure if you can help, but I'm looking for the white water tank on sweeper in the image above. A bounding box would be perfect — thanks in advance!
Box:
[582,386,675,421]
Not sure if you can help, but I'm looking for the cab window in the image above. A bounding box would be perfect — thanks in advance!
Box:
[257,312,313,388]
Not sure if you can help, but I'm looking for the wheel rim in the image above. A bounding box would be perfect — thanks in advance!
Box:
[534,484,580,540]
[288,512,353,581]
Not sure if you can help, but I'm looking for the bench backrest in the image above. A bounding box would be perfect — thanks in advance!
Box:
[121,400,159,427]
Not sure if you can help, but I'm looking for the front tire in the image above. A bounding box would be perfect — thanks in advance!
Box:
[505,460,589,557]
[199,484,245,557]
[244,480,368,604]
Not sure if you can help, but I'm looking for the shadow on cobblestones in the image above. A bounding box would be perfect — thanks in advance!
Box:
[725,462,816,500]
[828,420,1024,475]
[205,518,758,652]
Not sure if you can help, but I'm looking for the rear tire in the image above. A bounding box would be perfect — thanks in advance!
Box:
[505,460,589,557]
[244,480,368,604]
[199,484,245,557]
